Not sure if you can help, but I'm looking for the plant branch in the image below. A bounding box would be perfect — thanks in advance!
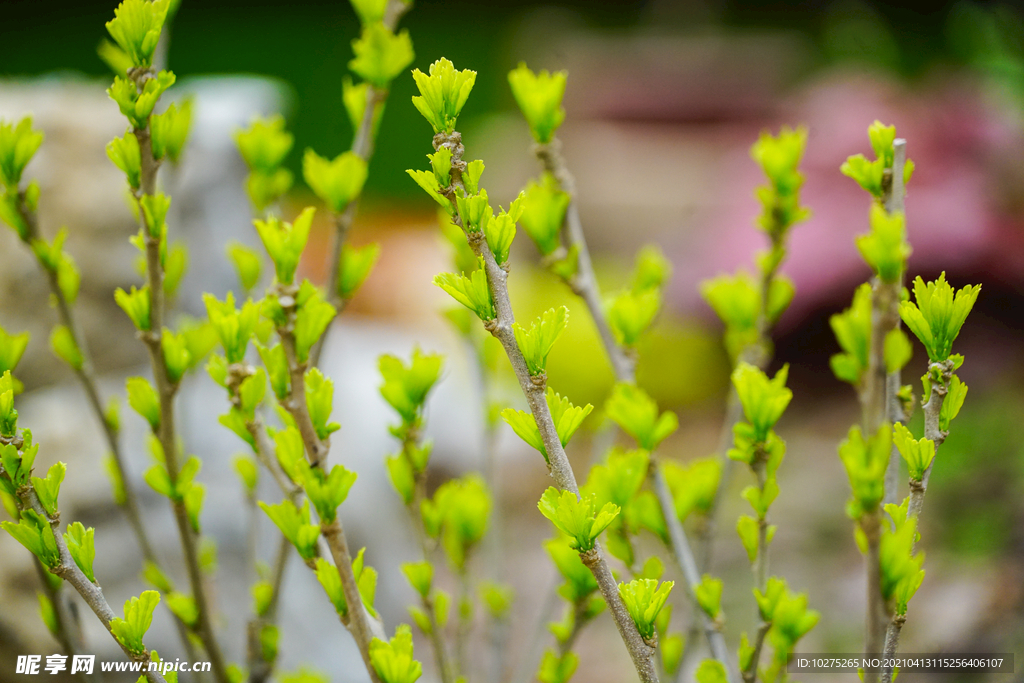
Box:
[274,300,385,683]
[532,136,735,679]
[129,71,229,683]
[436,130,659,683]
[882,140,907,508]
[742,620,772,683]
[20,489,167,683]
[309,0,412,369]
[651,461,736,683]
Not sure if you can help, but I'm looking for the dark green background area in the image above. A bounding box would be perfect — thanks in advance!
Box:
[1,0,988,200]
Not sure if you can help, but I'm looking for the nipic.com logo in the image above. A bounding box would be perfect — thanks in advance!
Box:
[15,655,213,675]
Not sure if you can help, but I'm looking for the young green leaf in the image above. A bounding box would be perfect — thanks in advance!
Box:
[126,376,160,432]
[30,462,66,517]
[349,24,415,88]
[940,374,967,432]
[693,574,722,619]
[315,557,347,616]
[105,0,170,68]
[115,285,152,331]
[513,306,569,376]
[0,117,44,189]
[838,424,891,519]
[109,590,161,655]
[618,578,675,640]
[150,99,192,163]
[0,326,29,376]
[379,348,443,424]
[305,368,340,441]
[338,242,380,300]
[605,382,678,451]
[607,288,660,348]
[434,266,494,322]
[411,58,477,134]
[300,462,357,524]
[254,207,316,285]
[107,131,142,189]
[401,561,433,598]
[899,273,981,362]
[538,487,619,552]
[857,204,910,283]
[502,388,593,463]
[50,325,83,371]
[892,422,934,482]
[235,116,293,175]
[203,291,260,364]
[259,499,320,561]
[518,173,568,256]
[537,650,578,683]
[732,362,791,443]
[293,288,336,363]
[508,63,567,144]
[369,625,423,683]
[303,149,368,213]
[830,283,872,385]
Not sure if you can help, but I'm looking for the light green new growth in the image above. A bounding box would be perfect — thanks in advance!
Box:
[538,487,619,552]
[508,63,567,144]
[618,578,674,641]
[501,388,593,463]
[899,272,981,362]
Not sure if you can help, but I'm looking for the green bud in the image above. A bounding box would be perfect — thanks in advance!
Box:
[485,192,524,266]
[235,116,293,175]
[315,557,347,616]
[480,581,514,620]
[204,291,259,364]
[303,149,368,213]
[97,38,133,76]
[0,117,44,189]
[604,382,678,451]
[37,591,59,635]
[107,131,142,189]
[401,561,433,598]
[696,660,728,683]
[429,475,491,571]
[434,263,494,322]
[24,462,63,521]
[259,499,321,561]
[126,376,160,432]
[293,286,336,363]
[105,0,170,68]
[0,372,19,438]
[254,207,315,285]
[108,71,176,129]
[150,99,192,163]
[160,328,191,384]
[257,343,290,400]
[233,456,259,495]
[607,287,660,348]
[518,173,568,256]
[618,577,674,640]
[349,24,415,89]
[2,509,60,568]
[662,456,721,522]
[857,204,910,283]
[139,193,170,238]
[892,422,934,482]
[751,125,810,235]
[538,486,619,552]
[338,242,380,300]
[48,325,81,371]
[411,58,477,135]
[732,362,791,443]
[300,461,357,524]
[513,306,568,376]
[537,650,577,683]
[0,325,29,376]
[899,272,980,362]
[247,168,294,212]
[508,63,567,144]
[884,328,913,375]
[632,244,672,293]
[379,348,443,424]
[838,424,890,519]
[343,77,384,140]
[305,368,340,441]
[830,283,872,385]
[940,374,967,432]
[226,242,263,292]
[502,387,593,463]
[349,0,387,26]
[108,591,161,657]
[407,169,453,213]
[369,625,423,683]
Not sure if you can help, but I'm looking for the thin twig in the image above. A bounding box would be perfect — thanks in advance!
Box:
[534,138,734,680]
[309,0,411,369]
[274,295,385,683]
[129,67,229,683]
[436,130,658,683]
[882,140,907,509]
[20,489,167,683]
